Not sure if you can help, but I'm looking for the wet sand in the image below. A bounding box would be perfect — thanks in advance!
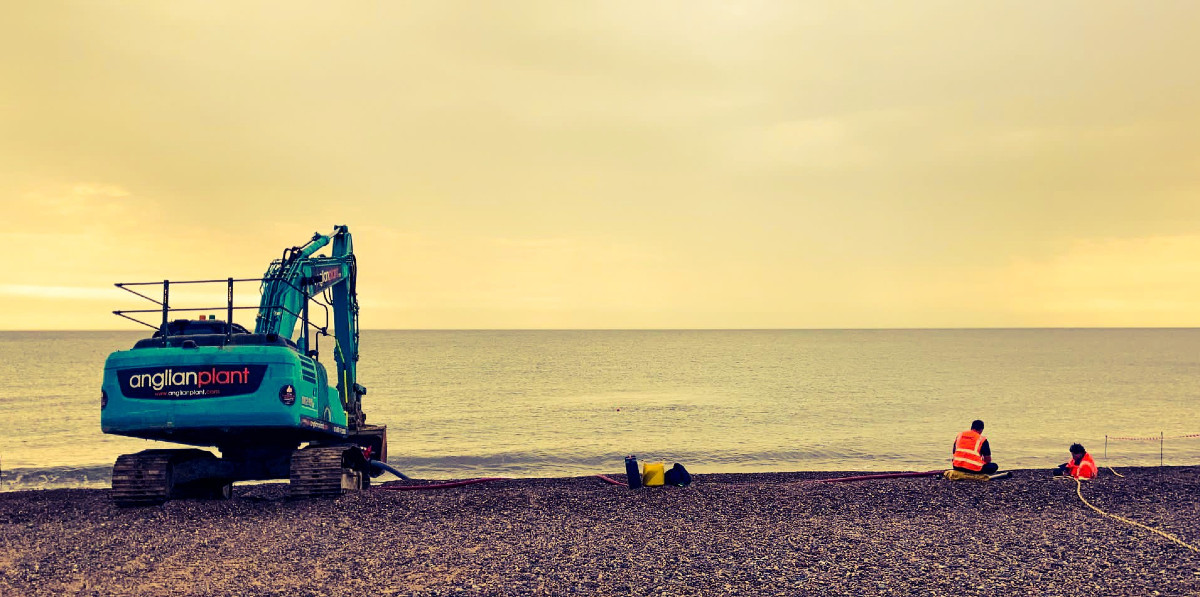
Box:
[2,466,1199,596]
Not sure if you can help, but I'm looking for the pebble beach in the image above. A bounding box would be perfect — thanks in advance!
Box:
[2,466,1199,596]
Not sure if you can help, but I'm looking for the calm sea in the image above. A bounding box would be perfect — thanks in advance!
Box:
[2,329,1198,490]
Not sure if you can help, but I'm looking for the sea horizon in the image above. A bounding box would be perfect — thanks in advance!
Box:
[4,328,1199,490]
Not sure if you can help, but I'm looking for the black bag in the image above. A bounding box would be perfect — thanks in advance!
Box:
[664,462,692,487]
[624,455,642,489]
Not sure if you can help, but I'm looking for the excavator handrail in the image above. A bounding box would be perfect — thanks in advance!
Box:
[113,276,331,352]
[116,277,265,285]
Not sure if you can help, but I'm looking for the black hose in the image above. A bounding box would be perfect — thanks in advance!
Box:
[368,459,409,480]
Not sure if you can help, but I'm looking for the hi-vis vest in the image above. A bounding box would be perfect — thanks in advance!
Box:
[1066,453,1097,479]
[953,430,987,471]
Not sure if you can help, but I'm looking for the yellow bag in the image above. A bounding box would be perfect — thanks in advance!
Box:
[943,469,989,482]
[642,462,665,487]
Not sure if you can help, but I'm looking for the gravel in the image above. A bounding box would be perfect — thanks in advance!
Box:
[2,466,1199,596]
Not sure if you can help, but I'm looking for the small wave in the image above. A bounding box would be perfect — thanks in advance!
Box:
[2,464,113,490]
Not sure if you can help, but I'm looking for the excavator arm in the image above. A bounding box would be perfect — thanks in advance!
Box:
[255,225,364,428]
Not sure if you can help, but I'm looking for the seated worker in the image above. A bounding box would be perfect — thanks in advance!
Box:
[1054,443,1098,479]
[952,419,999,475]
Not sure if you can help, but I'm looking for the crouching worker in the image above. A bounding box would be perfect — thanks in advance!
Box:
[1055,443,1097,479]
[952,419,999,475]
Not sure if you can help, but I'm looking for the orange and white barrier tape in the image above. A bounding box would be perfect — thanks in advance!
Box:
[1108,433,1200,441]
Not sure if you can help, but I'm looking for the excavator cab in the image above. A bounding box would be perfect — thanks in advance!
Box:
[152,318,252,338]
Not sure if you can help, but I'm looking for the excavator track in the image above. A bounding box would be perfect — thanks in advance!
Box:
[289,445,364,499]
[111,449,231,506]
[111,450,178,507]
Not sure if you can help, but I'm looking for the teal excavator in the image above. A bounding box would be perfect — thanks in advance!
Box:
[100,225,389,505]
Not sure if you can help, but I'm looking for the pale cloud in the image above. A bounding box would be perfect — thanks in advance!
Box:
[3,3,1200,329]
[732,232,1199,330]
[71,183,131,198]
[735,117,861,171]
[0,285,123,301]
[842,235,1200,328]
[360,232,674,315]
[982,120,1180,159]
[1007,236,1200,325]
[12,182,152,243]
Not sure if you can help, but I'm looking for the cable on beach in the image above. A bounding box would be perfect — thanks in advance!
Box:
[1073,477,1200,553]
[814,470,944,483]
[377,477,509,491]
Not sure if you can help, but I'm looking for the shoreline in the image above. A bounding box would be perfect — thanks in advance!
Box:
[2,466,1199,595]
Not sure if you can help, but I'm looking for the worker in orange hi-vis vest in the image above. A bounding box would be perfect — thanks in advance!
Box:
[952,419,999,475]
[1055,443,1098,479]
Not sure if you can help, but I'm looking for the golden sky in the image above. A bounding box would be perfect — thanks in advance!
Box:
[2,2,1199,330]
